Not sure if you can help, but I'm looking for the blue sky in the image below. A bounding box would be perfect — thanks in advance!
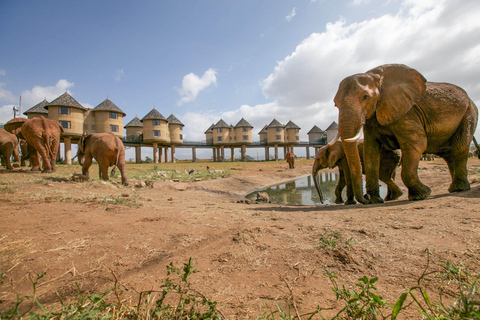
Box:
[1,0,480,159]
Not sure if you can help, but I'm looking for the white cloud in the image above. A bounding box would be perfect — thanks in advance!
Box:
[114,69,125,81]
[286,7,296,22]
[0,79,74,124]
[0,83,16,103]
[176,68,217,106]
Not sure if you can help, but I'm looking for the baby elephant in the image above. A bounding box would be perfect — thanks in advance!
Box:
[285,151,295,169]
[76,132,128,185]
[312,140,402,204]
[0,129,20,170]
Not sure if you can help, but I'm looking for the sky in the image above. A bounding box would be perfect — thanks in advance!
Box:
[1,0,480,160]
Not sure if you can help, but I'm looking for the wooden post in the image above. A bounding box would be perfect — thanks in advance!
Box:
[213,148,217,162]
[274,144,278,161]
[265,147,269,161]
[231,147,234,162]
[153,143,159,163]
[221,146,225,162]
[164,147,169,163]
[64,138,71,165]
[241,145,246,162]
[135,146,142,163]
[306,147,310,160]
[159,147,163,163]
[192,147,197,162]
[171,145,176,163]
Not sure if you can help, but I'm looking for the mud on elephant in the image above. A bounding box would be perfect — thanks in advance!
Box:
[334,64,478,203]
[312,139,402,204]
[76,132,128,185]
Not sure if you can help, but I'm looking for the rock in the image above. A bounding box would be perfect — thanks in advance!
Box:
[256,192,270,202]
[194,178,201,182]
[135,181,147,188]
[172,179,180,182]
[71,174,88,182]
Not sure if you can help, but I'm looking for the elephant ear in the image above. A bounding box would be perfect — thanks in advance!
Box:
[367,64,427,126]
[327,142,344,168]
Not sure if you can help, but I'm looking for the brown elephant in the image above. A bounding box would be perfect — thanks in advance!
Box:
[0,129,20,170]
[334,64,478,203]
[76,132,128,185]
[285,151,295,169]
[312,139,402,204]
[10,117,64,172]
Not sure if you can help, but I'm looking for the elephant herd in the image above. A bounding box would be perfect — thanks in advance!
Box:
[1,64,479,203]
[0,117,128,185]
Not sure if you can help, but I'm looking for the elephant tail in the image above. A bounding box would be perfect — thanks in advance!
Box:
[473,136,480,159]
[110,147,121,177]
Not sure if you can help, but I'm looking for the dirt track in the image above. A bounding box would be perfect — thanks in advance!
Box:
[1,158,480,318]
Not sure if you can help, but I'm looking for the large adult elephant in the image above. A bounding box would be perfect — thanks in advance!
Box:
[76,132,128,185]
[8,117,64,172]
[0,129,20,170]
[312,139,402,204]
[334,64,478,203]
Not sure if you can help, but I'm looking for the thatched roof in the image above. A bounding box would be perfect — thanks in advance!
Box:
[167,114,184,126]
[46,92,86,110]
[213,119,230,128]
[308,125,324,134]
[141,108,166,122]
[204,124,215,134]
[267,119,284,128]
[124,116,143,128]
[326,121,338,131]
[93,98,126,116]
[259,125,267,134]
[235,118,253,128]
[285,120,300,129]
[23,99,49,115]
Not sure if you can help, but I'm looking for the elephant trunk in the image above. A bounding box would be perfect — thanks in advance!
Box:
[312,158,324,204]
[339,122,367,204]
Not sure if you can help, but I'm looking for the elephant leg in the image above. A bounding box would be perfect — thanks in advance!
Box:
[50,140,60,172]
[442,151,470,193]
[379,150,403,201]
[28,147,41,171]
[117,161,128,186]
[99,163,109,181]
[82,155,93,180]
[341,161,357,205]
[364,132,383,204]
[30,140,52,173]
[3,152,13,170]
[400,147,431,201]
[334,169,345,204]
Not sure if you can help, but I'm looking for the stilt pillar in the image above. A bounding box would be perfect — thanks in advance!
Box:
[241,145,246,162]
[192,147,197,162]
[231,147,235,162]
[265,147,269,161]
[274,144,278,161]
[171,145,176,163]
[283,146,287,159]
[159,147,163,163]
[64,138,71,165]
[213,148,217,162]
[164,147,169,163]
[135,146,142,163]
[306,147,310,160]
[153,143,159,163]
[220,146,225,162]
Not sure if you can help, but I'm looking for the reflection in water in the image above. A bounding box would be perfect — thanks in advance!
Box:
[246,174,387,206]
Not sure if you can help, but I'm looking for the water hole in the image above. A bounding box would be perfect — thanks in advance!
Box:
[245,173,387,205]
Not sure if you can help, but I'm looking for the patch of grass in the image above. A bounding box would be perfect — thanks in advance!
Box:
[317,229,356,250]
[0,185,15,194]
[96,195,141,208]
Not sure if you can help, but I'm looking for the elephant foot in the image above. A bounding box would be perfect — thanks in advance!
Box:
[344,199,357,205]
[334,197,344,204]
[448,180,470,193]
[31,167,41,171]
[13,162,20,168]
[367,195,384,204]
[408,184,431,201]
[385,187,403,201]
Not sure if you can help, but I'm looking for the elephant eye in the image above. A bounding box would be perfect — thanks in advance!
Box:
[363,94,369,100]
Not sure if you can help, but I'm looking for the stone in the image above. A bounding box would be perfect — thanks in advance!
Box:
[256,192,270,202]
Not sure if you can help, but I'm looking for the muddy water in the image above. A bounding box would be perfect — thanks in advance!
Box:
[246,173,387,205]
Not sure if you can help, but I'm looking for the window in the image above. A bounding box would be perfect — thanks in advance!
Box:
[179,134,183,140]
[110,124,119,132]
[59,120,71,129]
[296,136,299,141]
[109,112,118,119]
[152,120,160,126]
[243,135,248,141]
[295,129,299,133]
[59,107,70,115]
[276,127,281,132]
[276,135,281,140]
[217,136,223,142]
[217,128,222,133]
[153,130,160,137]
[242,127,248,132]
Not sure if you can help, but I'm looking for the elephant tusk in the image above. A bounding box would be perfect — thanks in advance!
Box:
[344,126,363,143]
[327,133,340,146]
